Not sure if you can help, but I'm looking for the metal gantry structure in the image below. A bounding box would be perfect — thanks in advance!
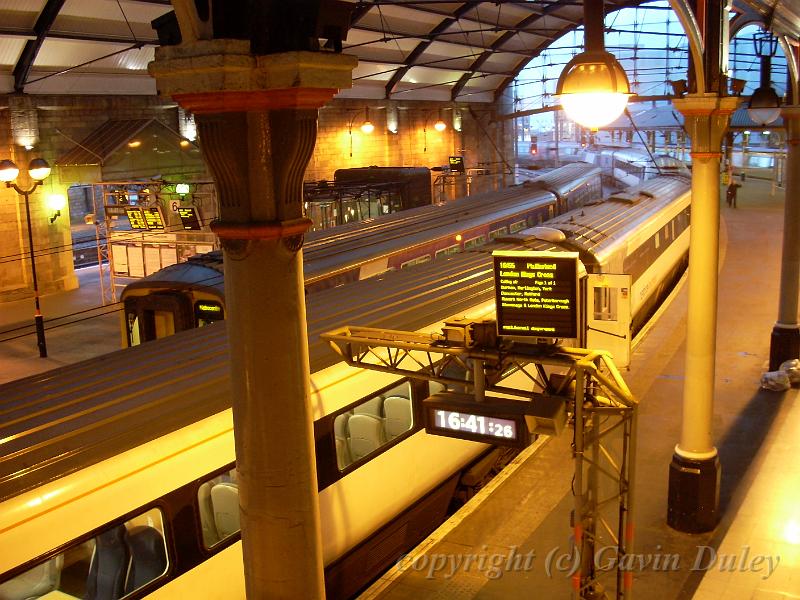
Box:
[323,321,638,599]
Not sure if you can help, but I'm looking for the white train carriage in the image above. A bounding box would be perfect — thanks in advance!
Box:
[0,173,691,600]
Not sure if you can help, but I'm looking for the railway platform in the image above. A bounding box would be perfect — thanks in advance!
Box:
[361,177,800,600]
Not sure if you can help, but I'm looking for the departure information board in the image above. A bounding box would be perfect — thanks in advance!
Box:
[143,207,165,230]
[177,206,202,230]
[448,156,465,173]
[125,207,147,230]
[493,250,579,339]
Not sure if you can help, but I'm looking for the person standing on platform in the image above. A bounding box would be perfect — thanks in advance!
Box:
[726,173,741,208]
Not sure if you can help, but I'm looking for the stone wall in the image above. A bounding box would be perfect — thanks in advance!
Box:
[0,95,178,301]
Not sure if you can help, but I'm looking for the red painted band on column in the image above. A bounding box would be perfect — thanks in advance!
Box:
[572,573,581,590]
[210,218,313,240]
[174,89,339,114]
[690,152,722,159]
[624,571,634,589]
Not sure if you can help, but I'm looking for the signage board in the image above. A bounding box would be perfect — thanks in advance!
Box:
[448,156,465,173]
[142,207,165,230]
[124,207,147,230]
[177,206,202,231]
[493,250,579,339]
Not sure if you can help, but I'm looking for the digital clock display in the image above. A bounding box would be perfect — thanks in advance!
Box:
[433,409,517,440]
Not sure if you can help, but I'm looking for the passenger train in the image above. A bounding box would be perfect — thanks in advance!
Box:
[0,173,691,600]
[589,146,689,188]
[119,163,602,347]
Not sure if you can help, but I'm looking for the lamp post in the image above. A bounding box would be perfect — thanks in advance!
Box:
[0,158,52,358]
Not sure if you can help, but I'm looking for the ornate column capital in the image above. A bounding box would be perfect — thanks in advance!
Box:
[148,41,358,112]
[672,94,740,158]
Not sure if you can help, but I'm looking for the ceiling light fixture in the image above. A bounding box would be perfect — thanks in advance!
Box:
[556,0,630,131]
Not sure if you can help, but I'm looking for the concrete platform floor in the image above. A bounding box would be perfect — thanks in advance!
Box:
[0,265,121,384]
[362,178,798,599]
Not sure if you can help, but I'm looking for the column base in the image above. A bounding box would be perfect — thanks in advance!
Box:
[667,452,720,533]
[769,325,800,371]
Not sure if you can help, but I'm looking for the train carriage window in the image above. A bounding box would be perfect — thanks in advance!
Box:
[509,220,527,233]
[127,313,141,347]
[334,380,414,471]
[435,244,461,258]
[0,508,168,599]
[463,235,486,250]
[488,226,508,239]
[593,287,618,321]
[197,467,239,549]
[400,255,431,269]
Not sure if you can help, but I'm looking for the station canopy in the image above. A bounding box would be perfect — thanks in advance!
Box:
[0,0,798,101]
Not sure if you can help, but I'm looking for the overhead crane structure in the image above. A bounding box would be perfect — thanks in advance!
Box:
[323,321,638,600]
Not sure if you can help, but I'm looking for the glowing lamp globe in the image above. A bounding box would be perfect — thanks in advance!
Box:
[27,158,51,181]
[0,159,19,183]
[360,120,375,134]
[556,51,630,130]
[433,119,447,132]
[747,86,781,126]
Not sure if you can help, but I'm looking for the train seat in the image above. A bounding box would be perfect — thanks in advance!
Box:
[124,526,167,594]
[353,397,384,418]
[210,483,240,540]
[0,555,63,600]
[334,412,353,468]
[347,414,385,461]
[197,481,220,547]
[383,396,413,440]
[85,525,128,600]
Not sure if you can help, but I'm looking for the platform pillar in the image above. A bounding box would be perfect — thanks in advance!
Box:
[769,107,800,370]
[668,95,737,533]
[150,43,356,598]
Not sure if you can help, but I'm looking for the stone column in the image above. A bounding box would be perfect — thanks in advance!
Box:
[150,42,356,598]
[770,106,800,369]
[668,94,738,533]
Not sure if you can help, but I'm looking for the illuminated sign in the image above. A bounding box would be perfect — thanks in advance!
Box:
[493,250,579,339]
[124,207,147,230]
[448,156,465,173]
[423,392,531,448]
[195,301,224,325]
[177,206,202,231]
[433,410,516,440]
[143,207,165,230]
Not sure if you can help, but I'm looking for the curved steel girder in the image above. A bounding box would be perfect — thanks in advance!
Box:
[452,0,580,101]
[491,0,652,103]
[13,0,67,92]
[385,4,474,98]
[668,0,705,94]
[779,36,799,100]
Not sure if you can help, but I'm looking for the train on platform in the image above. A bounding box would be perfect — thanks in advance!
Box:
[0,172,691,600]
[591,147,689,188]
[119,162,602,347]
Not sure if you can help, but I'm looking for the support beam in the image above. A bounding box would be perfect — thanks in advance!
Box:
[668,94,738,533]
[770,106,800,369]
[12,0,67,93]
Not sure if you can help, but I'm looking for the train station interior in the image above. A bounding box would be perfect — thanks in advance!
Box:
[2,1,800,599]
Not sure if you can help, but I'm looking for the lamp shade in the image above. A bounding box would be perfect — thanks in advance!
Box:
[747,86,781,126]
[556,50,630,130]
[360,120,374,134]
[27,158,51,181]
[0,159,19,183]
[433,119,447,132]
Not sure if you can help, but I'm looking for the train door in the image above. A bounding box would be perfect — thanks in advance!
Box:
[586,274,632,367]
[124,292,194,347]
